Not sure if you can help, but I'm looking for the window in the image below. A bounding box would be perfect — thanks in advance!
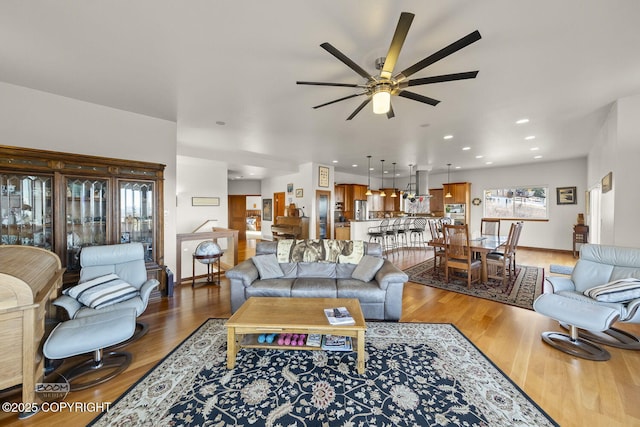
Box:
[483,187,548,219]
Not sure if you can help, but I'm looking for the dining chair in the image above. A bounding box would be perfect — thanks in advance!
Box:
[481,218,501,236]
[486,223,518,284]
[427,219,445,276]
[443,224,481,288]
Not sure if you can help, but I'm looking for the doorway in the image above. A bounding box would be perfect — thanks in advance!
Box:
[316,190,331,239]
[228,195,247,240]
[274,192,285,220]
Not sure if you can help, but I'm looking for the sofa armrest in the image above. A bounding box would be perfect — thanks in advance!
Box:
[375,260,409,290]
[225,259,259,287]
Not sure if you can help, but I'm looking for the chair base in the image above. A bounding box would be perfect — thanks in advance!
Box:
[560,323,640,350]
[541,331,610,361]
[61,350,132,391]
[107,321,149,350]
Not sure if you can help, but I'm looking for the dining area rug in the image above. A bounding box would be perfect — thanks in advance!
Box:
[89,319,557,427]
[404,259,544,310]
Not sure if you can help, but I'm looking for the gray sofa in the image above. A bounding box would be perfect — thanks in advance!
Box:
[225,240,408,320]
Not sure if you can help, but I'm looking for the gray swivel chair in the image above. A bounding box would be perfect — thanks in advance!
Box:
[54,242,159,342]
[533,244,640,360]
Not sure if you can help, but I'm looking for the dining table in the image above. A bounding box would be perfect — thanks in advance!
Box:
[429,234,509,283]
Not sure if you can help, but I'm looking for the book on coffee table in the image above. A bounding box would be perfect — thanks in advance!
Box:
[321,335,352,351]
[324,307,355,325]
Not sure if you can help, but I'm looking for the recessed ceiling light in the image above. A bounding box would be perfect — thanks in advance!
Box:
[516,118,529,124]
[383,170,388,174]
[332,160,338,163]
[530,147,539,151]
[249,173,255,176]
[369,167,374,171]
[534,155,543,159]
[443,135,453,140]
[455,166,461,169]
[525,135,536,140]
[352,164,358,167]
[475,155,484,159]
[462,147,471,151]
[485,161,493,165]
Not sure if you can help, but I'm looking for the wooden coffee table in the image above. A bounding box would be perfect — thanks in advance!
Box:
[225,297,367,373]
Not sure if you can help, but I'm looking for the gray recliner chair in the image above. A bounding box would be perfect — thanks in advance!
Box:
[54,242,159,342]
[533,244,640,360]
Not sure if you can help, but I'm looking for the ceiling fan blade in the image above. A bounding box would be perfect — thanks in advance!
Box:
[397,90,440,106]
[346,98,371,120]
[407,71,479,86]
[297,81,363,88]
[386,103,395,119]
[380,12,415,79]
[313,92,365,109]
[396,30,482,80]
[320,42,376,82]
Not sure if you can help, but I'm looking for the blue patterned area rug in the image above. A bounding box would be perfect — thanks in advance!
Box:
[404,259,544,310]
[89,319,557,427]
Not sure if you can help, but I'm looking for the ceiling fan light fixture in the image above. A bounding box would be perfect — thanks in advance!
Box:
[372,86,391,114]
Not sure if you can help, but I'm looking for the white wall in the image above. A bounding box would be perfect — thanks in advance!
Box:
[0,82,178,271]
[245,196,261,210]
[428,159,588,250]
[176,155,228,232]
[228,179,261,195]
[588,95,640,247]
[261,163,334,239]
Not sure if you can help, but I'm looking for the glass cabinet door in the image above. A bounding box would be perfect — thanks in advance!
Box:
[65,178,108,270]
[1,174,53,248]
[119,180,155,262]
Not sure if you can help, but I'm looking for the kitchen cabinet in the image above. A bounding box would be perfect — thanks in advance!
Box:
[429,188,444,216]
[353,184,368,201]
[0,145,166,293]
[335,225,351,240]
[334,184,345,208]
[443,182,471,224]
[381,188,400,212]
[443,182,471,205]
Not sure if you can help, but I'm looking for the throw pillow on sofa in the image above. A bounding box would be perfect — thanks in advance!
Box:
[584,277,640,303]
[64,273,139,309]
[351,255,384,282]
[252,254,284,279]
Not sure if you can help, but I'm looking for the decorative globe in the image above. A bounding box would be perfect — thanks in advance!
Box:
[194,241,223,264]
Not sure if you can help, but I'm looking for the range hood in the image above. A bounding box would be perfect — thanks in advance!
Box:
[415,170,433,197]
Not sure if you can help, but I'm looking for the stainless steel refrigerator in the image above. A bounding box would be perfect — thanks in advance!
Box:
[354,200,368,220]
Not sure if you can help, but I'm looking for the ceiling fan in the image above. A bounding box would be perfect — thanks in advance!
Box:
[297,12,481,120]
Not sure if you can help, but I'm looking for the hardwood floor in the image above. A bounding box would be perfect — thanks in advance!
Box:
[3,239,639,427]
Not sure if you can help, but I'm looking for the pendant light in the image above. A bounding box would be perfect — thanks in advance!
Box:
[379,160,386,197]
[365,155,373,196]
[390,162,397,197]
[445,163,453,198]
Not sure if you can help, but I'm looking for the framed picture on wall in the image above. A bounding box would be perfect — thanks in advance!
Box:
[295,188,303,197]
[556,186,577,205]
[262,198,273,221]
[287,183,293,194]
[601,172,612,193]
[318,166,329,187]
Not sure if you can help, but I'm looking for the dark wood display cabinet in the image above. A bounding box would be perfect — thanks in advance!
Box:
[0,145,167,294]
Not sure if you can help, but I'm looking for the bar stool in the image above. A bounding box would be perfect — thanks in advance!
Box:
[192,241,224,286]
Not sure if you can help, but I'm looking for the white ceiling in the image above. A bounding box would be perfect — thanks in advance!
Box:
[2,1,639,180]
